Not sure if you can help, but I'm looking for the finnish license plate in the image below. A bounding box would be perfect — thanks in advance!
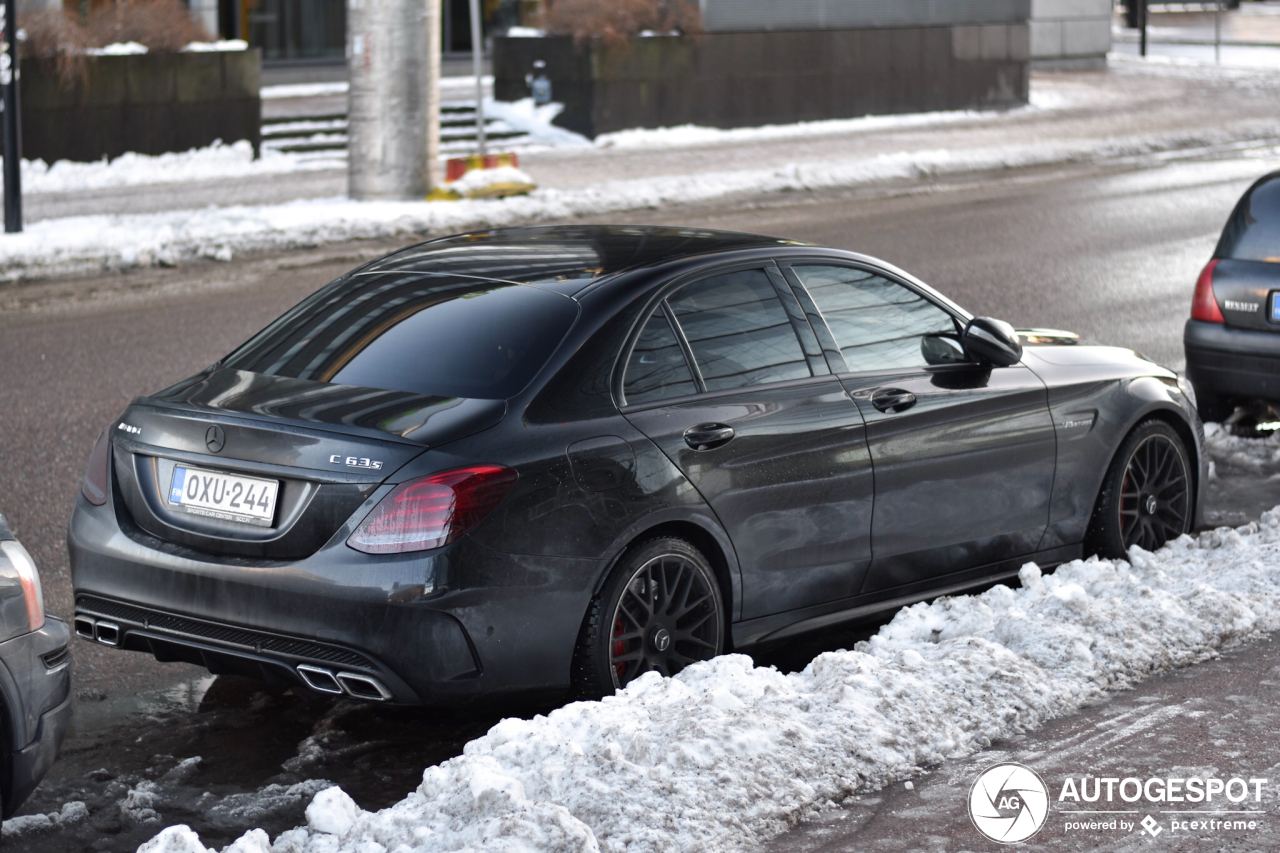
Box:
[167,465,279,527]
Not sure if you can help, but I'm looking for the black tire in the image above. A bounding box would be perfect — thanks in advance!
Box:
[571,537,725,699]
[1192,385,1235,424]
[1087,420,1193,559]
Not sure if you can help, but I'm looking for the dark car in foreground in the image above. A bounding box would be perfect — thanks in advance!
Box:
[1185,169,1280,422]
[0,515,71,818]
[70,226,1205,706]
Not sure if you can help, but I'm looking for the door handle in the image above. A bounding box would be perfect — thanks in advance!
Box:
[684,423,735,451]
[871,388,917,414]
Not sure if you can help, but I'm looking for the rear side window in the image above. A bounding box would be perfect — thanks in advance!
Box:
[221,275,578,400]
[1218,174,1280,263]
[623,310,698,405]
[667,269,811,392]
[793,265,958,372]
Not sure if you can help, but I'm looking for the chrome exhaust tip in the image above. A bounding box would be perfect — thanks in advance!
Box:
[335,672,392,701]
[73,616,96,640]
[296,664,343,695]
[94,621,120,646]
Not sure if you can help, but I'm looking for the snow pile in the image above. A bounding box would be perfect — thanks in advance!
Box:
[594,107,1024,151]
[0,801,89,839]
[1203,422,1280,476]
[447,165,537,198]
[141,510,1280,853]
[181,40,248,52]
[6,127,1278,281]
[484,98,591,148]
[7,141,341,196]
[85,39,247,55]
[87,41,148,55]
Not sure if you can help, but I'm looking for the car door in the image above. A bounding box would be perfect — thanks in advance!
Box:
[781,261,1057,595]
[619,263,875,620]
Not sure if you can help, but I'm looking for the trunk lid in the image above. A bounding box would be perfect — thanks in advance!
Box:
[1209,259,1280,333]
[111,369,506,559]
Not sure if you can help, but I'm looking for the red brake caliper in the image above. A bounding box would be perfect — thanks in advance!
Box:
[612,618,626,680]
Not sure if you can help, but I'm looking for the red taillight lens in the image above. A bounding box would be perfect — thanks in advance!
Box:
[347,465,518,554]
[1191,259,1224,323]
[81,430,110,506]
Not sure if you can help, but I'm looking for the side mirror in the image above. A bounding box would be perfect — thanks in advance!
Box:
[963,317,1022,367]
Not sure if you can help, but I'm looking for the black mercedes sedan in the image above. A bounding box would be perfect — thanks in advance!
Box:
[0,514,71,818]
[1185,169,1280,422]
[69,226,1205,705]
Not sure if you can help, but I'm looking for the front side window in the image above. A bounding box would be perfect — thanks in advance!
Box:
[667,269,811,392]
[793,265,959,373]
[623,309,698,405]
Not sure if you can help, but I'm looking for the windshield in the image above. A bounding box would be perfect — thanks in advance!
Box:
[221,273,579,400]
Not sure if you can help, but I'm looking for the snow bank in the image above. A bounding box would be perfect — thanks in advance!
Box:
[140,508,1280,853]
[7,141,342,197]
[5,128,1276,281]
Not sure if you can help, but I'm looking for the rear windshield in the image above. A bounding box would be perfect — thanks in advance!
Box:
[221,273,579,400]
[1218,173,1280,263]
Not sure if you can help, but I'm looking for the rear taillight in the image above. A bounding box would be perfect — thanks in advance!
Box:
[1191,259,1224,323]
[347,465,518,554]
[81,430,110,506]
[0,540,45,633]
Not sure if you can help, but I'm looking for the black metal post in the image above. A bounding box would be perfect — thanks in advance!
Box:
[1,0,21,233]
[1139,0,1148,57]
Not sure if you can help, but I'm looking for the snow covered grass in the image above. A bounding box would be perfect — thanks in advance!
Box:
[4,127,1277,282]
[140,506,1280,853]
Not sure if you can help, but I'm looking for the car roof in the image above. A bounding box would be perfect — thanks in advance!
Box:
[353,225,815,295]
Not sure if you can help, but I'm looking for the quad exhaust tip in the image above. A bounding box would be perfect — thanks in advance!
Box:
[73,616,120,646]
[296,664,343,695]
[74,616,96,640]
[296,665,391,701]
[94,621,120,646]
[336,671,393,701]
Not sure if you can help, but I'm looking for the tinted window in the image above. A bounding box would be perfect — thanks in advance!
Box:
[1218,175,1280,263]
[623,310,698,405]
[668,269,811,392]
[794,265,959,372]
[221,274,578,400]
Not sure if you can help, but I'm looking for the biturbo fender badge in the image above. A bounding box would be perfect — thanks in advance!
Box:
[330,455,384,471]
[1059,412,1097,438]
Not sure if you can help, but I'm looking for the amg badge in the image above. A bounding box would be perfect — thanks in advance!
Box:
[331,455,384,471]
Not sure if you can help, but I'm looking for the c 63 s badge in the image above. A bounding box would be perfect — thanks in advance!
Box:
[331,455,384,471]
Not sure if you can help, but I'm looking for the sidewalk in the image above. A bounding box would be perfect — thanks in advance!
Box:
[757,634,1280,852]
[6,58,1280,280]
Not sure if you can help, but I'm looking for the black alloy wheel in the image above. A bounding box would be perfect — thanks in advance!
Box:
[572,537,724,698]
[1088,420,1193,558]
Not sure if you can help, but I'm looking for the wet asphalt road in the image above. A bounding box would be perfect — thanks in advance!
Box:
[2,148,1280,848]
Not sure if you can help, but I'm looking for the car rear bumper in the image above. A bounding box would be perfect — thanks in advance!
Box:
[1184,319,1280,401]
[0,616,72,817]
[68,492,603,706]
